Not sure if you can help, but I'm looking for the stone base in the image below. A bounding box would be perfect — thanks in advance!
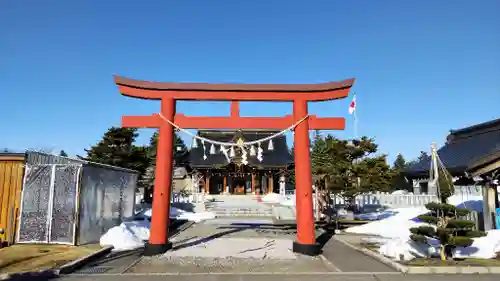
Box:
[292,241,321,256]
[144,241,173,256]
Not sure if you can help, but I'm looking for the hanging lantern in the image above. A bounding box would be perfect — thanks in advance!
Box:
[210,143,216,155]
[268,139,274,151]
[250,145,256,156]
[229,146,235,158]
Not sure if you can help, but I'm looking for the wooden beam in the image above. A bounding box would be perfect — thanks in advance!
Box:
[122,115,161,128]
[230,101,240,117]
[118,85,352,102]
[205,172,210,194]
[174,114,345,130]
[268,174,274,194]
[251,173,256,194]
[123,114,345,130]
[471,160,500,177]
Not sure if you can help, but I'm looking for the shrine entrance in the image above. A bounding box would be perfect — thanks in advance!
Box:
[115,75,354,256]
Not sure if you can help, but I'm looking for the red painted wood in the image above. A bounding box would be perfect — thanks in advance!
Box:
[148,98,175,246]
[118,85,352,102]
[123,114,345,130]
[117,76,354,252]
[293,100,316,245]
[122,115,161,128]
[230,101,240,117]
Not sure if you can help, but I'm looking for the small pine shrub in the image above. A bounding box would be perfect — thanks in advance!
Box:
[410,202,486,260]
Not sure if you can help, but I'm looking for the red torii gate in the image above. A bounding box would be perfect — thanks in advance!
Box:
[115,76,355,256]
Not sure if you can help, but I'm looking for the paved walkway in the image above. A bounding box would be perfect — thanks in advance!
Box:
[321,236,395,272]
[60,219,500,280]
[58,273,500,281]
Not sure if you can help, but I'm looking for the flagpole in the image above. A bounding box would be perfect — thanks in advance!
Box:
[353,93,358,140]
[353,109,358,139]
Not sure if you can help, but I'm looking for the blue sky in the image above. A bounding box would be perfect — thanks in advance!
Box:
[1,0,499,164]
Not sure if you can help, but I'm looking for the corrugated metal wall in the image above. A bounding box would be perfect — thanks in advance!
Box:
[25,151,84,165]
[0,155,24,246]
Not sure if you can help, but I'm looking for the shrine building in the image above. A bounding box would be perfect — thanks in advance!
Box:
[188,130,293,195]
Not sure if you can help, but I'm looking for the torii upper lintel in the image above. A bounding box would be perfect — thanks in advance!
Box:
[115,75,355,102]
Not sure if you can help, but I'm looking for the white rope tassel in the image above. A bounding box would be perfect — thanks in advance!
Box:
[202,140,207,160]
[241,147,248,165]
[156,113,310,162]
[158,113,309,147]
[220,145,230,163]
[191,137,198,148]
[250,145,256,156]
[257,142,263,162]
[268,139,274,151]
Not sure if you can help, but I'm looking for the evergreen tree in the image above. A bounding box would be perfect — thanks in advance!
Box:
[59,150,68,157]
[418,151,430,162]
[410,162,485,260]
[391,153,413,191]
[147,131,188,166]
[309,135,394,206]
[79,127,148,172]
[408,150,430,167]
[140,130,189,203]
[410,200,486,260]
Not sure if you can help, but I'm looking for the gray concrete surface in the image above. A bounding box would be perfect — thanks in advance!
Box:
[321,235,396,272]
[58,273,500,281]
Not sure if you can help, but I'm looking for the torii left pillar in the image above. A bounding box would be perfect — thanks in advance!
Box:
[116,75,354,256]
[144,98,176,254]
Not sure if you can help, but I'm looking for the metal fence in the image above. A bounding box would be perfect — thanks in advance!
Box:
[332,193,439,208]
[16,152,138,245]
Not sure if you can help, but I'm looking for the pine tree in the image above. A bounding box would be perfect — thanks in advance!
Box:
[59,150,68,157]
[79,127,148,171]
[140,130,189,203]
[391,153,413,191]
[308,135,394,207]
[410,166,486,260]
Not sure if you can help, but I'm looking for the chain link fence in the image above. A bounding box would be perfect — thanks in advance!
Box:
[16,152,138,245]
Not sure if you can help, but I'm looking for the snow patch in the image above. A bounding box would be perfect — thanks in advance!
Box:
[346,195,500,260]
[261,193,285,204]
[99,206,215,251]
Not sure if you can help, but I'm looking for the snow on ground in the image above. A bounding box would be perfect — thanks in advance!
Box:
[100,206,216,251]
[261,193,285,204]
[345,195,500,260]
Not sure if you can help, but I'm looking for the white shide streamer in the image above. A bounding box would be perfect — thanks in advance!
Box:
[158,113,310,147]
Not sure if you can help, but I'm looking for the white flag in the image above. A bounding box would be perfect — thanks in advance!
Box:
[348,95,356,115]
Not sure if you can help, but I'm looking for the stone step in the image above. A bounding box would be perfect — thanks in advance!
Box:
[213,210,273,216]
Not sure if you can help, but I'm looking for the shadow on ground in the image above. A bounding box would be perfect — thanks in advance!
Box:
[172,223,335,254]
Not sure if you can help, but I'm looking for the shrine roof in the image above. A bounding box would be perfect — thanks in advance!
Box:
[406,118,500,178]
[115,76,354,93]
[189,130,293,169]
